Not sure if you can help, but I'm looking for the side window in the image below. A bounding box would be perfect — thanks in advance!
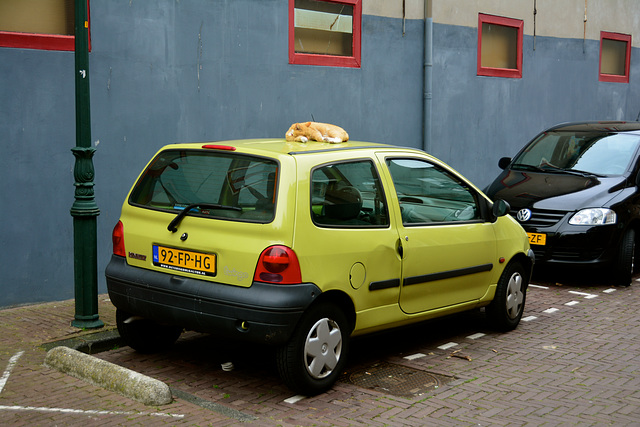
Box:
[289,0,362,68]
[386,158,482,225]
[477,13,523,79]
[0,0,90,51]
[311,160,389,227]
[599,31,631,83]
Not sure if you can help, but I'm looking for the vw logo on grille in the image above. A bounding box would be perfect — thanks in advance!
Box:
[516,208,532,222]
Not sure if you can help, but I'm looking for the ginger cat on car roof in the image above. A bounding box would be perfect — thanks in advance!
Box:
[285,122,349,143]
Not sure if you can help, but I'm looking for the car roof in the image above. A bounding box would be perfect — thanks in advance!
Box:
[547,121,640,134]
[160,139,424,157]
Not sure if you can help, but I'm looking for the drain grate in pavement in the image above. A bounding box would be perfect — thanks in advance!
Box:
[341,362,454,397]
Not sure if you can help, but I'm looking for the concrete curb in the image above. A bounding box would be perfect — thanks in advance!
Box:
[40,328,123,354]
[44,346,172,406]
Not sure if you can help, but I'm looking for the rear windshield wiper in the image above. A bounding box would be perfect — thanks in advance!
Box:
[167,203,241,232]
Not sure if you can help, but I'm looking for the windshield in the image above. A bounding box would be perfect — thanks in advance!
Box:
[129,149,278,223]
[512,131,640,176]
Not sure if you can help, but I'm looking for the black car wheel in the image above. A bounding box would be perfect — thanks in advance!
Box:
[613,229,635,287]
[116,309,182,353]
[276,302,350,396]
[486,261,527,331]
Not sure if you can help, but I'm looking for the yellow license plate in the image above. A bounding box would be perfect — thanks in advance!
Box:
[527,233,546,245]
[153,245,216,276]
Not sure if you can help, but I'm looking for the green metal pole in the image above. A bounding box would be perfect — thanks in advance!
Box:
[71,0,103,329]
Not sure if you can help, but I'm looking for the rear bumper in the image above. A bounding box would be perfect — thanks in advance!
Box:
[105,255,320,345]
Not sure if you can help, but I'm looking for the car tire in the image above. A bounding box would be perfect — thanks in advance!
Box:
[486,261,527,331]
[613,229,635,287]
[276,302,350,396]
[116,309,182,353]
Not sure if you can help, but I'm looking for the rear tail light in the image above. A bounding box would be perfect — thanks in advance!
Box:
[254,245,302,284]
[112,221,125,257]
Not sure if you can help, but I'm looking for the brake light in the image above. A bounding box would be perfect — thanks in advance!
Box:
[112,221,125,257]
[254,245,302,284]
[202,144,236,151]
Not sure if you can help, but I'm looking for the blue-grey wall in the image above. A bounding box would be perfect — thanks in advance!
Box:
[0,0,424,307]
[430,23,640,188]
[0,0,638,307]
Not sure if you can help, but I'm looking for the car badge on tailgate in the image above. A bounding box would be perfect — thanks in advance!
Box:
[128,252,147,261]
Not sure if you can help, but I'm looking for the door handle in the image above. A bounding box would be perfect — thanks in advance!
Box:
[397,238,404,258]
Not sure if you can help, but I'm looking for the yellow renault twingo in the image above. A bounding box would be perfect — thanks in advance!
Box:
[106,138,533,395]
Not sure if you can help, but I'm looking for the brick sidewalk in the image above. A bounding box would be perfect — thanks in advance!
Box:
[1,277,639,425]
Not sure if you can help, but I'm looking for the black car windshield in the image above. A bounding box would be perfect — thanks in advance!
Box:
[512,131,640,176]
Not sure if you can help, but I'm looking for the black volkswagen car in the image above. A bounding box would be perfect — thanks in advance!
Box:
[485,121,640,286]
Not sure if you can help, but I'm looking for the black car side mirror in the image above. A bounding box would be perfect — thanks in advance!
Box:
[498,157,512,170]
[492,199,511,220]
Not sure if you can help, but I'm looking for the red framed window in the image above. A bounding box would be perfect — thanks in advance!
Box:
[599,31,631,83]
[289,0,361,68]
[0,0,90,51]
[477,13,523,79]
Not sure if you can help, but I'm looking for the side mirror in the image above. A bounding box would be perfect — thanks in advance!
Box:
[492,199,511,219]
[498,157,512,170]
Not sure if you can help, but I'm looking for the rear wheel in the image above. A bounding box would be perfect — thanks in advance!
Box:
[613,229,635,287]
[116,309,182,353]
[276,303,350,396]
[486,261,527,331]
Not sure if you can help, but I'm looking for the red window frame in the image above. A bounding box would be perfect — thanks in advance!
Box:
[0,1,90,51]
[599,31,631,83]
[477,13,523,79]
[289,0,361,68]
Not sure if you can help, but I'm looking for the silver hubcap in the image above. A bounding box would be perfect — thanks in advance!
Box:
[304,317,342,379]
[505,272,524,319]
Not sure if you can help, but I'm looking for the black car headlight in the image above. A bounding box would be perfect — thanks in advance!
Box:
[568,208,617,225]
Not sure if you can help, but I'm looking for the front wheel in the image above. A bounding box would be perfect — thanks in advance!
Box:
[486,261,527,331]
[613,229,635,287]
[276,303,350,396]
[116,309,182,353]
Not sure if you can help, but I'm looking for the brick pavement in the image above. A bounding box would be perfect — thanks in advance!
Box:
[0,273,639,426]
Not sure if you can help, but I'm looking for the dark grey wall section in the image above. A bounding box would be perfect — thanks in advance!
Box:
[430,23,640,188]
[0,48,76,306]
[0,1,424,307]
[0,1,638,307]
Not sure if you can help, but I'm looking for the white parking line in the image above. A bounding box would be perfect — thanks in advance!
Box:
[603,288,616,293]
[569,291,598,299]
[438,342,458,350]
[0,405,184,418]
[522,316,537,322]
[467,333,485,340]
[543,308,559,314]
[0,351,183,419]
[0,351,24,395]
[404,353,427,360]
[529,284,549,289]
[284,395,306,404]
[565,301,580,306]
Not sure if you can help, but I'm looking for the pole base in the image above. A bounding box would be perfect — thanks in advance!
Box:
[71,316,104,330]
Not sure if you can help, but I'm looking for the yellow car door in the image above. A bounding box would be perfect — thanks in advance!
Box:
[292,156,404,332]
[381,156,497,314]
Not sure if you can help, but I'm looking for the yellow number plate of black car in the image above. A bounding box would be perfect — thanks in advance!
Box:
[152,245,216,276]
[527,233,546,245]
